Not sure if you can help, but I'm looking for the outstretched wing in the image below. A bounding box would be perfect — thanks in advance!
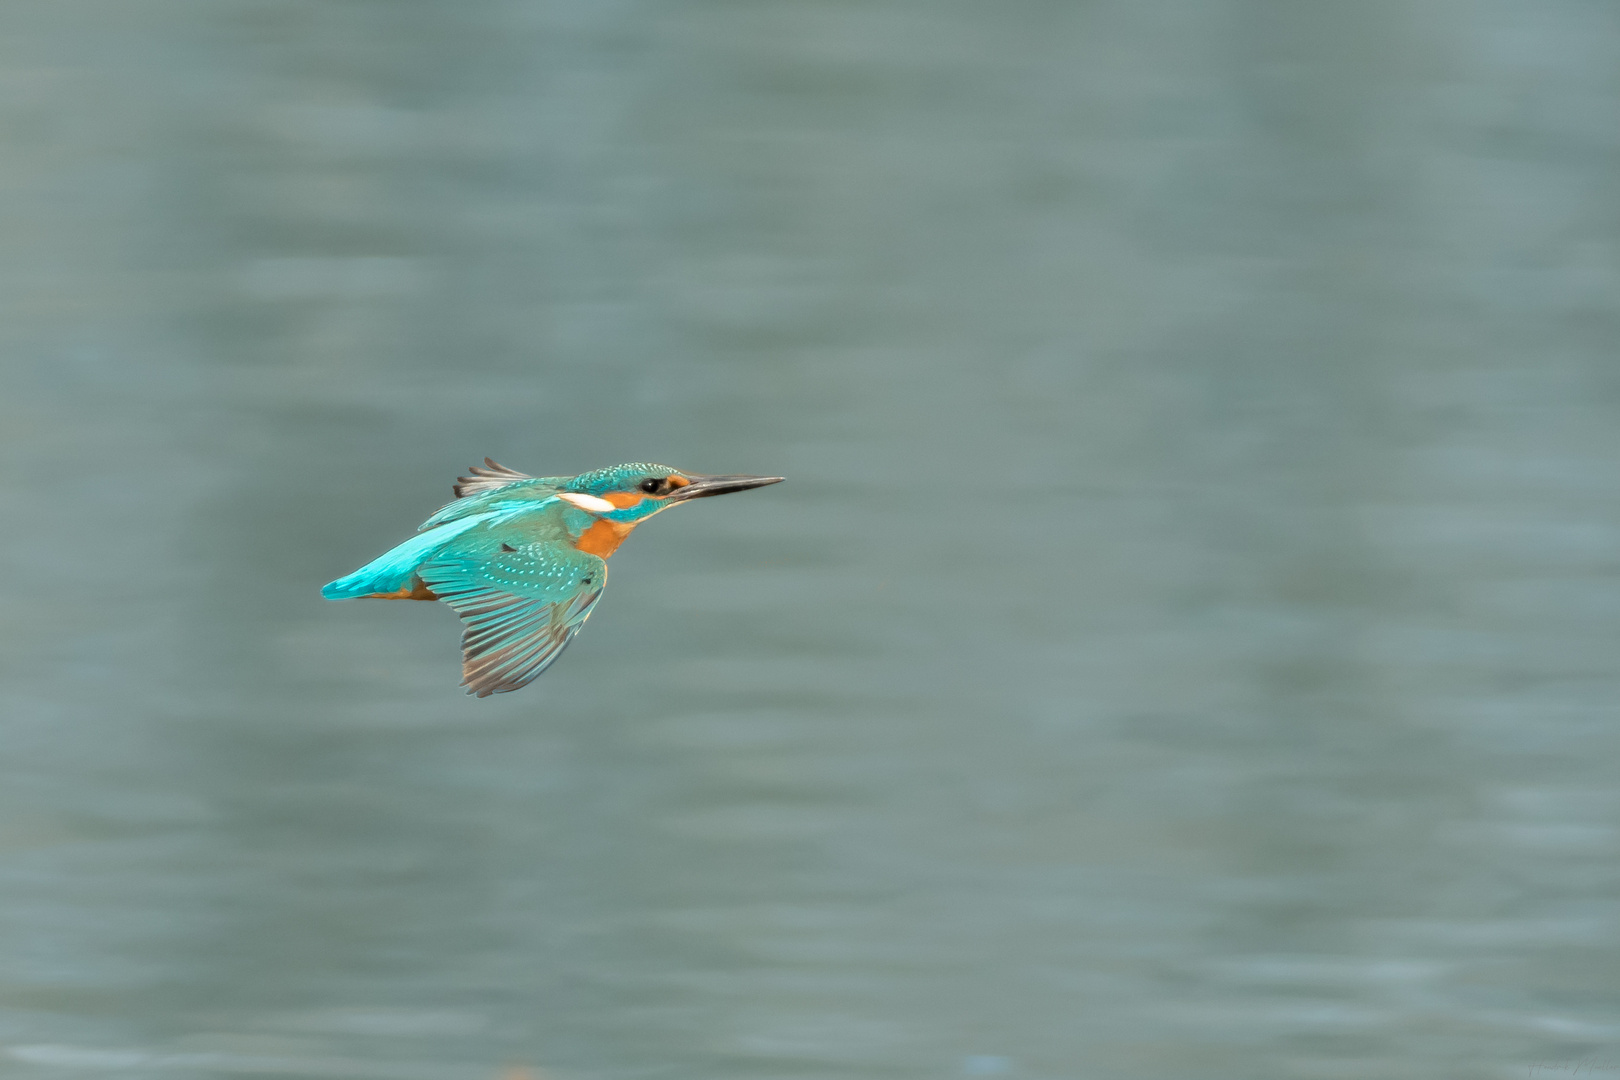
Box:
[454,457,533,498]
[418,459,571,532]
[417,544,605,697]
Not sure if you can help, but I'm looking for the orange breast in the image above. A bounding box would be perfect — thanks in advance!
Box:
[574,518,635,558]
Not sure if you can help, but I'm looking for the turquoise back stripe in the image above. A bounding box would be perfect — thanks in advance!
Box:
[321,513,495,599]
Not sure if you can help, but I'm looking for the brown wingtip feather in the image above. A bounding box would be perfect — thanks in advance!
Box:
[452,457,533,499]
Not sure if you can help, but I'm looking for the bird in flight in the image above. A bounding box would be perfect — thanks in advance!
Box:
[323,460,784,696]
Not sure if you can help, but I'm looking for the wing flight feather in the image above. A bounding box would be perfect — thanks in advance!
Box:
[418,547,605,697]
[454,457,533,498]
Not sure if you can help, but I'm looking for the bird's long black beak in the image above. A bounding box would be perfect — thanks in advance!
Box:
[668,474,785,501]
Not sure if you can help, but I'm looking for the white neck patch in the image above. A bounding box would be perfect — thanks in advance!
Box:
[558,491,617,514]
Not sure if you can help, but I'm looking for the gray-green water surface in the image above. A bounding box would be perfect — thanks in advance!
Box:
[2,2,1619,1078]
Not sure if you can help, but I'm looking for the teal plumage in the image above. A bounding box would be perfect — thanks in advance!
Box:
[323,459,784,696]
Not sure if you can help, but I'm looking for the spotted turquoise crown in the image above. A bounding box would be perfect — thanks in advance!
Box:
[567,462,682,495]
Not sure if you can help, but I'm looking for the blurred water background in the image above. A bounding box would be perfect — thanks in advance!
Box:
[2,2,1619,1078]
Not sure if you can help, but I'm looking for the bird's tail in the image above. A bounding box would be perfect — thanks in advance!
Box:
[321,514,492,599]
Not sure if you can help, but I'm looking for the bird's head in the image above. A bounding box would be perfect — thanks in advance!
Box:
[556,462,784,524]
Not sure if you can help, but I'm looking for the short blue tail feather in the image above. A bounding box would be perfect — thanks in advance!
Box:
[321,513,493,599]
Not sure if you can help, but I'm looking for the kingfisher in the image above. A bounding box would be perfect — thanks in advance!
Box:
[322,460,784,697]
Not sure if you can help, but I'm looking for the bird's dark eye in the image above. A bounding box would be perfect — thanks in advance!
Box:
[639,478,663,494]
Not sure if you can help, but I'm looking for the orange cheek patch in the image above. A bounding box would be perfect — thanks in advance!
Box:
[575,518,635,558]
[603,492,646,509]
